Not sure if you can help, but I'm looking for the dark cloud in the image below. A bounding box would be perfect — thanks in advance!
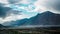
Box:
[8,0,21,4]
[53,1,60,11]
[0,3,11,18]
[45,0,60,12]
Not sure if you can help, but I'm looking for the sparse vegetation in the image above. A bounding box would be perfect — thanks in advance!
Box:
[0,28,60,34]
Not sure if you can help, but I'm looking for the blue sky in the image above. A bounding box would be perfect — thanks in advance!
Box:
[9,4,38,18]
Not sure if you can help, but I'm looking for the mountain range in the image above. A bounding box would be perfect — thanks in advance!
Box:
[2,11,60,27]
[29,11,60,25]
[0,24,6,28]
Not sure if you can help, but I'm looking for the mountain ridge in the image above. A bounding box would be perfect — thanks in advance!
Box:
[2,11,60,27]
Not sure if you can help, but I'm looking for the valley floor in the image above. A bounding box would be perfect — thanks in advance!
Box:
[0,28,60,34]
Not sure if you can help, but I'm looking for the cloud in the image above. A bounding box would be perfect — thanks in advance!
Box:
[0,0,40,13]
[42,0,60,14]
[0,4,28,24]
[0,0,9,4]
[8,0,21,4]
[0,0,38,24]
[0,0,60,14]
[8,0,30,4]
[0,3,23,24]
[0,4,11,18]
[0,0,10,7]
[0,0,35,24]
[34,0,60,14]
[0,0,60,24]
[0,14,29,24]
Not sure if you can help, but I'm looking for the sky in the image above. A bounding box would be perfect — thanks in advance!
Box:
[0,0,60,24]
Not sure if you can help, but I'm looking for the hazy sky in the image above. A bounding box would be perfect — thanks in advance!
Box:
[0,0,60,24]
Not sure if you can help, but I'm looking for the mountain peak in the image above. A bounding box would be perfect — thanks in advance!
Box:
[36,11,54,16]
[42,11,54,14]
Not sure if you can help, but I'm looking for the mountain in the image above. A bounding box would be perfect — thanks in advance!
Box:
[2,11,60,27]
[29,11,60,25]
[3,18,29,26]
[0,24,5,28]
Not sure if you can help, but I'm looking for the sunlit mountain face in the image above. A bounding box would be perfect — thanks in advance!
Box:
[0,0,60,28]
